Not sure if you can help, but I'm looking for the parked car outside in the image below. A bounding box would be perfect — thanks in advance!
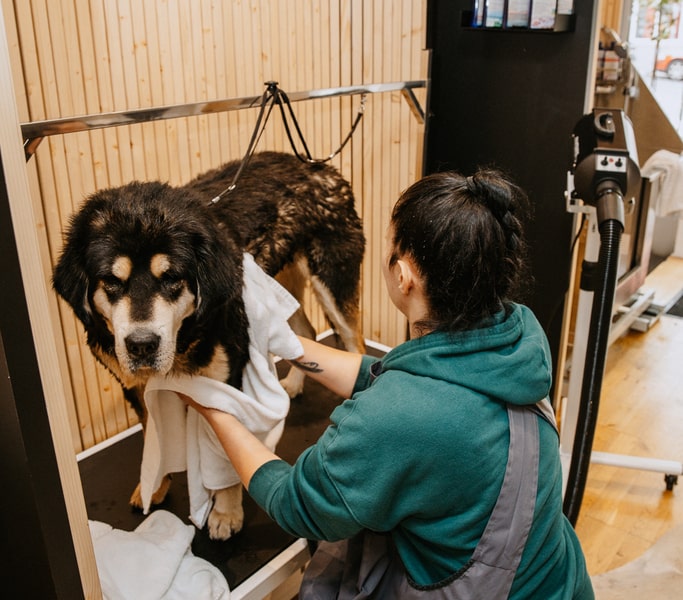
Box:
[656,54,683,80]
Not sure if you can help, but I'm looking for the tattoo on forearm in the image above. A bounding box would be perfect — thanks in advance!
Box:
[289,359,323,374]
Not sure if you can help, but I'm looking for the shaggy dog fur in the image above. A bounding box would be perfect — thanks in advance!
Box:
[53,151,365,540]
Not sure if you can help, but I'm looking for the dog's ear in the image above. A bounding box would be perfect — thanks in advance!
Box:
[190,222,244,323]
[188,217,250,381]
[52,207,95,327]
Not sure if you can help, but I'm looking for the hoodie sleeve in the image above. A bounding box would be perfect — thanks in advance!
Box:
[247,429,368,541]
[352,354,380,395]
[246,356,368,540]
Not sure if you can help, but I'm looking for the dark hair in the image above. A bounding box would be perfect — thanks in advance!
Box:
[389,168,532,333]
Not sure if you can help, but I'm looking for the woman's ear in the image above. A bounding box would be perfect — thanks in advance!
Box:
[396,258,416,294]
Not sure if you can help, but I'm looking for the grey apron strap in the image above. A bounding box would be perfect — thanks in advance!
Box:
[531,396,558,433]
[378,404,541,599]
[443,404,540,598]
[300,404,541,599]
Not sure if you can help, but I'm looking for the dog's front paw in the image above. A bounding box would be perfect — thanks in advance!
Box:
[280,367,305,398]
[208,484,244,540]
[129,482,145,509]
[208,504,244,540]
[129,475,172,509]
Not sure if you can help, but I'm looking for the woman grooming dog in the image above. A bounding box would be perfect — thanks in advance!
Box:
[179,169,594,598]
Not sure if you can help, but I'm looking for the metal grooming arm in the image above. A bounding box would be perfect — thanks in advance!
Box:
[21,80,427,160]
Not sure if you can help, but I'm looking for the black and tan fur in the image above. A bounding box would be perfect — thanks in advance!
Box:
[53,151,365,540]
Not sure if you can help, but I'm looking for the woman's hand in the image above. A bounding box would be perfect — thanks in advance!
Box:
[177,392,208,415]
[176,392,280,489]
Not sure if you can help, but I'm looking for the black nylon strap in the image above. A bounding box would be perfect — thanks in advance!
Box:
[209,81,365,205]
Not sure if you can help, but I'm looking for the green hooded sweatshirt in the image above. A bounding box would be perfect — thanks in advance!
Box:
[249,303,594,599]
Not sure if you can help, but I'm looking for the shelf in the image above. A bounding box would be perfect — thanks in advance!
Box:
[460,10,575,32]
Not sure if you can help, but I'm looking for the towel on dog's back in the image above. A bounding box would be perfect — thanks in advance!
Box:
[141,253,304,528]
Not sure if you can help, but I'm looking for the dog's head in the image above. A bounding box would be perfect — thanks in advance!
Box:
[53,181,244,387]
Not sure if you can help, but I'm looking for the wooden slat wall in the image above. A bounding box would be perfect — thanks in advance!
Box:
[3,0,427,452]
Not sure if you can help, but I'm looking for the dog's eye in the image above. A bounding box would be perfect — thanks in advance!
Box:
[101,276,124,295]
[160,274,184,294]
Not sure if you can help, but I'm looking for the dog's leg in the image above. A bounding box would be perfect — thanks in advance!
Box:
[310,276,365,354]
[279,307,316,398]
[275,262,315,398]
[129,474,173,509]
[282,277,365,398]
[276,258,365,397]
[208,484,244,540]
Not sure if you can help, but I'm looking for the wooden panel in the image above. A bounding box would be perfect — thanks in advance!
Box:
[2,0,427,451]
[599,0,623,33]
[0,2,101,593]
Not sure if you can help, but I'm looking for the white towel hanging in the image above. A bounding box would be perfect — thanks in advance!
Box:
[140,253,304,527]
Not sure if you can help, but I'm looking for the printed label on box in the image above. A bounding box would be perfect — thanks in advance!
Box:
[530,0,557,29]
[486,0,505,27]
[507,0,531,27]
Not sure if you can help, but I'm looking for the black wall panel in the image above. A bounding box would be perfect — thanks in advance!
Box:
[424,0,596,377]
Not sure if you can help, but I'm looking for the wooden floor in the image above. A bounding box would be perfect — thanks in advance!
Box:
[574,256,683,575]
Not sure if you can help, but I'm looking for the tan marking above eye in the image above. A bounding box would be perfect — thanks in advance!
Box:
[150,254,171,278]
[90,213,108,231]
[112,256,132,281]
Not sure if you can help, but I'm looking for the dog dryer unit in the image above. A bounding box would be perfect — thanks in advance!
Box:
[571,110,640,219]
[561,109,683,525]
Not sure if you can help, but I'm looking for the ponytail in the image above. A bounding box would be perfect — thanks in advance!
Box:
[390,168,531,332]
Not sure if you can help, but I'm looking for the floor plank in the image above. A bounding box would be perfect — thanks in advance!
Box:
[642,256,683,307]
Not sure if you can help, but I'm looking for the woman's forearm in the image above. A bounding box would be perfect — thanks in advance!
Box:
[176,336,362,487]
[288,336,363,398]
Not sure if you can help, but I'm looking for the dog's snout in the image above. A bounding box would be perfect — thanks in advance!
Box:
[125,331,161,361]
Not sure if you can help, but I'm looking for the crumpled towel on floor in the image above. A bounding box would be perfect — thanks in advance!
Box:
[591,525,683,599]
[89,510,230,600]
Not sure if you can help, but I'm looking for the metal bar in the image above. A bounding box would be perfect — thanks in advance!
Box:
[400,87,425,124]
[591,451,683,475]
[21,81,427,154]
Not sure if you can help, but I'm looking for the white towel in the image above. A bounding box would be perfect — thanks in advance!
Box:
[642,149,683,217]
[89,510,230,600]
[140,253,304,527]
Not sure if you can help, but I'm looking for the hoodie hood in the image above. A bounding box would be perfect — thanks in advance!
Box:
[377,303,552,406]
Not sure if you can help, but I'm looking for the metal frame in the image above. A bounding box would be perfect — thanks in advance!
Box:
[22,80,427,159]
[16,80,426,598]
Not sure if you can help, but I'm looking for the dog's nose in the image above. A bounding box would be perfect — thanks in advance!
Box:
[125,331,160,361]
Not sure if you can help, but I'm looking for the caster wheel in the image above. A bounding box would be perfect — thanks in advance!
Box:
[664,474,678,491]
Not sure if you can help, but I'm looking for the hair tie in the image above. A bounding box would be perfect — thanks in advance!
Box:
[465,175,476,193]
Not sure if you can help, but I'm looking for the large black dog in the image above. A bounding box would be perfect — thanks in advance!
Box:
[53,151,365,539]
